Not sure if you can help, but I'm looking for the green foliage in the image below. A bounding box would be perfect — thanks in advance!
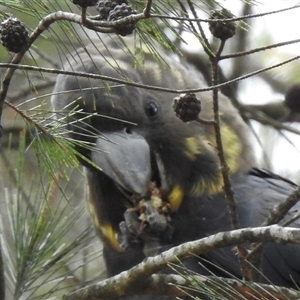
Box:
[1,134,102,299]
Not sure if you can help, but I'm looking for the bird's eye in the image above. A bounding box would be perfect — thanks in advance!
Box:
[145,101,159,118]
[125,127,132,134]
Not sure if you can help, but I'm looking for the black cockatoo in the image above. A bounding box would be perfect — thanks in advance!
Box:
[51,36,300,296]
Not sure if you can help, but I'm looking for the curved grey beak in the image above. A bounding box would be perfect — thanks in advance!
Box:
[91,130,152,195]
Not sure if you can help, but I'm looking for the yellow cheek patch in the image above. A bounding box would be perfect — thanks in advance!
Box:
[190,173,223,196]
[168,185,184,211]
[206,125,242,174]
[184,136,204,160]
[219,125,242,173]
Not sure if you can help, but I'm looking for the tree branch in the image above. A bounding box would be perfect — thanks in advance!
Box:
[62,225,300,300]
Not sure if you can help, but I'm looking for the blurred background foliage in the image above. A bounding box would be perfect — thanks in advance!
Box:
[1,0,300,299]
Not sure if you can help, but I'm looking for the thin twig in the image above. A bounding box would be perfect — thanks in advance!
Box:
[81,7,88,26]
[220,37,300,61]
[2,53,300,96]
[150,4,300,23]
[186,0,213,56]
[143,0,153,18]
[4,100,51,136]
[229,2,252,84]
[176,0,199,39]
[210,38,252,281]
[248,186,300,260]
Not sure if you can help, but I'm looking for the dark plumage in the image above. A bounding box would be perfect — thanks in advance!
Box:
[51,36,300,297]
